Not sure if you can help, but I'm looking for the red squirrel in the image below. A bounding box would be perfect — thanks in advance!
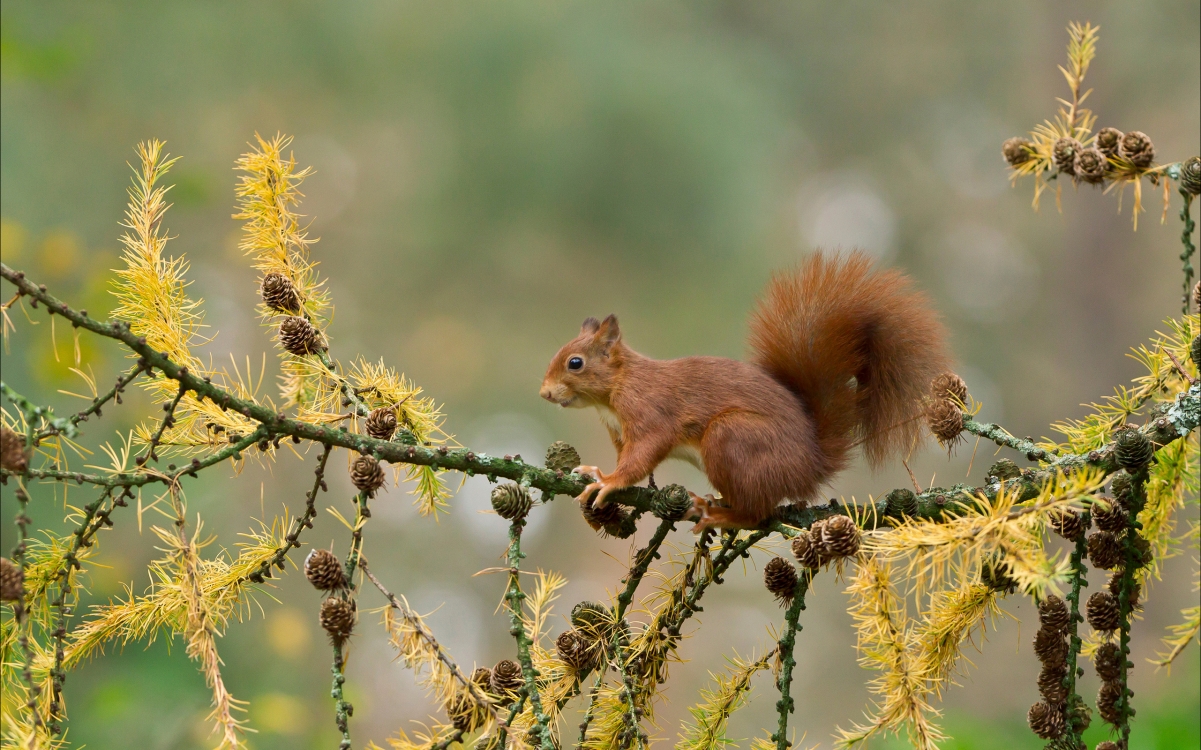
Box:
[539,251,949,531]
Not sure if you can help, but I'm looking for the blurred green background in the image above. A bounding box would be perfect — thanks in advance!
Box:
[1,1,1198,748]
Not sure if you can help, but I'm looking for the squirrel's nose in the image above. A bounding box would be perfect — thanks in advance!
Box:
[539,385,554,402]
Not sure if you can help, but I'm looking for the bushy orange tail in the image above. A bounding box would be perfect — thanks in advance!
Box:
[748,251,949,473]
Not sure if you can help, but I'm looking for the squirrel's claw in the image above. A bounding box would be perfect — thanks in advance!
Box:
[576,481,604,505]
[573,466,611,505]
[688,492,717,533]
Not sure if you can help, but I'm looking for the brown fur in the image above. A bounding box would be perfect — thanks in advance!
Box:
[540,251,949,528]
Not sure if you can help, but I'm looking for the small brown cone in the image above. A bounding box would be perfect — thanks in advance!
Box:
[1049,508,1088,541]
[1053,137,1082,174]
[319,597,356,641]
[490,659,523,694]
[1110,471,1133,502]
[791,530,821,570]
[365,407,398,440]
[763,557,798,604]
[491,483,533,521]
[925,398,964,448]
[278,316,323,356]
[1026,701,1065,739]
[580,497,632,537]
[447,693,485,733]
[930,372,969,404]
[470,667,493,689]
[351,454,386,496]
[1,426,30,473]
[544,441,582,473]
[1086,591,1121,632]
[1087,531,1123,570]
[1092,496,1128,533]
[816,515,861,559]
[1108,573,1141,611]
[1097,680,1124,725]
[556,629,595,672]
[1093,641,1122,681]
[1,557,23,602]
[1074,147,1107,184]
[1096,127,1124,158]
[1037,663,1068,704]
[1114,428,1153,470]
[1038,595,1071,634]
[1120,131,1155,168]
[1181,155,1201,196]
[1002,137,1035,167]
[304,548,345,591]
[1033,627,1068,669]
[260,272,302,313]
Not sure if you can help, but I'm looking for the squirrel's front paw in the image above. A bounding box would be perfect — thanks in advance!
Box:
[688,492,717,533]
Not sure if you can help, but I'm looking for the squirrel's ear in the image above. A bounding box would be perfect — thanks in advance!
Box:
[597,314,621,348]
[580,317,601,334]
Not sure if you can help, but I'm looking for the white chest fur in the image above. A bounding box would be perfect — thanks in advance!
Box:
[594,404,623,439]
[667,442,705,471]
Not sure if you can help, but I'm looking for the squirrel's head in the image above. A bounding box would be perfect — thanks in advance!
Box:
[540,315,623,408]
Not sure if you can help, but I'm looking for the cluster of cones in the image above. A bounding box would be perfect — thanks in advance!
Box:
[763,515,861,604]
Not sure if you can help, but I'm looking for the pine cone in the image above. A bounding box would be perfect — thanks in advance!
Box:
[1092,496,1128,533]
[1053,137,1083,174]
[544,441,582,473]
[1093,641,1123,681]
[0,426,30,473]
[1110,471,1133,502]
[763,557,798,603]
[1107,574,1141,611]
[365,407,398,440]
[1087,591,1121,632]
[884,488,919,519]
[1114,428,1153,470]
[1037,662,1069,704]
[278,316,323,356]
[791,530,822,570]
[1097,680,1124,725]
[471,667,493,689]
[1087,531,1123,570]
[650,484,691,521]
[1074,147,1107,184]
[304,548,345,591]
[580,497,634,538]
[1038,595,1071,634]
[1049,508,1088,541]
[1192,332,1201,365]
[556,628,597,671]
[319,597,356,641]
[925,398,964,447]
[930,372,969,404]
[1,557,23,602]
[491,483,532,521]
[816,515,861,559]
[1120,131,1155,168]
[490,659,524,694]
[570,601,611,633]
[1096,127,1124,158]
[447,693,485,733]
[350,454,386,496]
[1027,700,1065,739]
[1033,627,1068,669]
[1002,137,1035,167]
[1181,156,1201,196]
[986,458,1022,483]
[260,272,301,313]
[980,557,1016,593]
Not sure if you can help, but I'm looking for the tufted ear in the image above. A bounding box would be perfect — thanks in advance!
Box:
[580,317,601,334]
[597,314,621,351]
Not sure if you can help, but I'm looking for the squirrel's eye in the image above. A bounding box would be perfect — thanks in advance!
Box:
[567,356,584,371]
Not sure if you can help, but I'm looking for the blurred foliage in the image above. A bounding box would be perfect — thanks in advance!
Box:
[1,1,1198,749]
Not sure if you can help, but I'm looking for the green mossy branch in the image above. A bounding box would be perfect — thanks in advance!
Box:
[1063,521,1090,745]
[772,573,813,750]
